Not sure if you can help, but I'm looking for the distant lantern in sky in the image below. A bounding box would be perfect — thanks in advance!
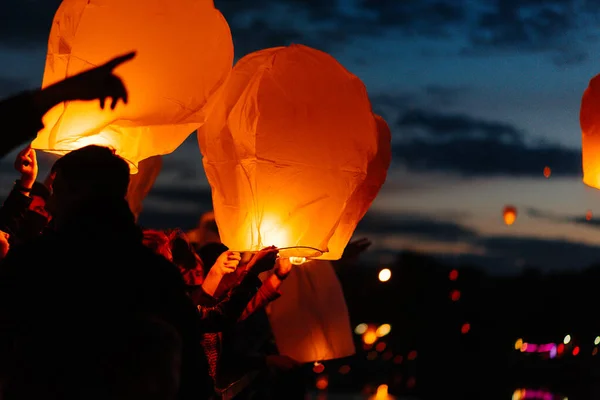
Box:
[32,0,233,172]
[543,166,551,178]
[198,44,378,257]
[580,73,600,188]
[503,205,517,225]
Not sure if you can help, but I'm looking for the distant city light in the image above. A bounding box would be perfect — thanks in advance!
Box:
[354,323,368,335]
[461,323,470,334]
[363,331,378,345]
[376,324,391,337]
[573,346,580,356]
[449,269,459,281]
[563,335,571,345]
[378,268,391,282]
[594,336,600,346]
[450,290,461,301]
[313,361,325,374]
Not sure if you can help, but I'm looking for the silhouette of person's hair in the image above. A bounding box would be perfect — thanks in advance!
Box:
[30,182,50,202]
[52,145,130,199]
[169,230,202,271]
[142,229,172,261]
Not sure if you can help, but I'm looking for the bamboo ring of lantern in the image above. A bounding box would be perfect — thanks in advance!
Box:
[32,0,233,173]
[581,74,600,188]
[198,44,378,257]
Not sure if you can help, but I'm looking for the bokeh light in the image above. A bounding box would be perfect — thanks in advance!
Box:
[378,268,391,282]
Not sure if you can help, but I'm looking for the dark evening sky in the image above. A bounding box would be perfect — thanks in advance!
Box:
[2,0,600,273]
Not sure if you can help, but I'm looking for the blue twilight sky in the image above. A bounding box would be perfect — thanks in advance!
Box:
[2,0,600,273]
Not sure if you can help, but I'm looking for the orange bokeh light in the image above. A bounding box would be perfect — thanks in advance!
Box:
[543,166,551,178]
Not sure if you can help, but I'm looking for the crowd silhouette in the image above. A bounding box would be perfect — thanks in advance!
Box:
[0,52,371,399]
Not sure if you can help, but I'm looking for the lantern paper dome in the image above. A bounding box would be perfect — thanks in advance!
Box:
[316,114,391,260]
[198,44,379,258]
[32,0,233,173]
[581,74,600,188]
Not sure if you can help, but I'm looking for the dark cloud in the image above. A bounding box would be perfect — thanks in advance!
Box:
[478,235,600,272]
[136,185,212,230]
[526,207,600,227]
[394,109,580,177]
[0,76,33,98]
[359,0,466,36]
[422,85,471,107]
[138,210,201,231]
[217,0,600,65]
[463,0,594,65]
[358,211,478,242]
[147,186,213,208]
[0,0,60,48]
[359,210,600,272]
[398,109,523,141]
[2,0,598,66]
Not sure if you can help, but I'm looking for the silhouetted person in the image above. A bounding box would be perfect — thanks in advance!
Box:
[0,146,51,245]
[0,52,134,159]
[0,145,205,400]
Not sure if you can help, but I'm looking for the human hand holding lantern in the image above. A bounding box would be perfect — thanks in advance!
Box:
[212,250,241,276]
[246,246,279,275]
[274,257,293,281]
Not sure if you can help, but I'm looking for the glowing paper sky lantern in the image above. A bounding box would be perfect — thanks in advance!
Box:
[268,260,355,362]
[32,0,233,172]
[503,205,517,226]
[316,114,391,260]
[581,74,600,188]
[198,44,378,257]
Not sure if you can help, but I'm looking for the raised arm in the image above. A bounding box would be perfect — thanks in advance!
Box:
[192,247,279,332]
[0,52,135,159]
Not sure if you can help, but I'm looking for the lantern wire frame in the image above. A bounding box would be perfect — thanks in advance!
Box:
[236,246,324,259]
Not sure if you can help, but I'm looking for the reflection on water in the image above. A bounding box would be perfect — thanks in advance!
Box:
[512,388,567,400]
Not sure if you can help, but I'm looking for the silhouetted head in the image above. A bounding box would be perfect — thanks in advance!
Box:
[142,229,173,261]
[28,181,51,218]
[47,145,130,224]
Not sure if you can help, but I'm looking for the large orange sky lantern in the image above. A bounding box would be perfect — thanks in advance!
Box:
[198,44,378,258]
[581,74,600,188]
[32,0,233,172]
[316,114,391,260]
